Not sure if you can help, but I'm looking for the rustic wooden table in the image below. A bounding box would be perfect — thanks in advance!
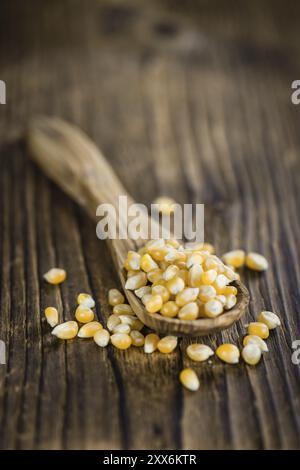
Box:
[0,0,300,450]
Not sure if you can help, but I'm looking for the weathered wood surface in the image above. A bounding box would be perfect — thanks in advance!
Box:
[0,0,300,449]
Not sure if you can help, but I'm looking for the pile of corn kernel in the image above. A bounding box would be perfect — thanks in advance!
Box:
[43,242,280,393]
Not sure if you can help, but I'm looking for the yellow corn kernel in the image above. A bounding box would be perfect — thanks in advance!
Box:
[147,240,168,261]
[224,294,237,310]
[246,252,268,271]
[147,268,164,283]
[242,344,262,365]
[215,294,226,306]
[213,274,230,293]
[130,330,145,347]
[140,253,159,272]
[45,307,59,327]
[243,335,268,352]
[113,304,133,316]
[152,285,170,303]
[163,264,179,281]
[166,239,180,249]
[94,329,110,347]
[127,269,140,278]
[222,250,245,268]
[134,286,151,299]
[141,293,152,306]
[153,196,177,215]
[52,321,78,340]
[107,314,121,332]
[118,314,137,326]
[177,269,189,284]
[158,260,169,271]
[77,293,95,309]
[186,253,203,269]
[188,264,203,287]
[178,302,199,320]
[146,239,165,250]
[247,322,269,339]
[113,323,131,335]
[258,311,281,330]
[175,287,199,307]
[111,333,132,350]
[157,336,178,354]
[145,294,163,313]
[204,299,223,318]
[198,285,216,302]
[144,333,160,353]
[201,269,218,285]
[179,368,200,391]
[125,271,147,290]
[216,344,240,364]
[160,301,179,318]
[186,344,214,362]
[108,288,125,306]
[222,286,238,296]
[126,251,141,270]
[189,242,214,254]
[131,318,144,331]
[224,266,239,281]
[75,305,94,323]
[203,255,222,271]
[166,276,185,295]
[44,268,66,285]
[78,321,102,338]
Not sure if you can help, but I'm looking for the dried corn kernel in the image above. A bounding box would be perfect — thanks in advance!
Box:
[258,311,281,330]
[166,239,180,249]
[224,294,237,310]
[160,301,179,318]
[198,285,216,302]
[145,294,163,313]
[118,314,137,326]
[163,264,179,281]
[213,274,230,292]
[175,287,199,307]
[113,304,133,316]
[77,293,95,309]
[44,268,66,285]
[107,314,121,332]
[166,276,185,295]
[147,268,164,283]
[178,302,199,320]
[75,305,94,323]
[246,252,268,271]
[222,250,245,268]
[113,323,131,334]
[78,321,102,338]
[215,294,226,306]
[126,269,140,278]
[111,333,132,350]
[125,251,141,270]
[144,333,160,353]
[134,286,151,299]
[140,254,158,272]
[153,196,177,215]
[45,307,59,327]
[179,368,200,391]
[186,253,203,269]
[242,344,262,365]
[94,329,110,347]
[201,269,218,285]
[188,264,203,287]
[204,299,223,318]
[243,335,268,352]
[157,336,178,354]
[108,289,125,306]
[52,321,78,340]
[216,344,240,364]
[152,285,170,303]
[222,285,238,296]
[125,272,147,290]
[247,322,269,339]
[130,330,145,347]
[224,266,239,281]
[186,344,214,362]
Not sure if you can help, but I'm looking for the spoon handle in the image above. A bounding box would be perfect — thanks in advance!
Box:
[27,116,140,268]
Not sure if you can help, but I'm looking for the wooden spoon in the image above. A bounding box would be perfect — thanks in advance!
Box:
[26,116,249,336]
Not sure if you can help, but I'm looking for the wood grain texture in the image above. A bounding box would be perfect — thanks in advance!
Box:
[0,0,300,449]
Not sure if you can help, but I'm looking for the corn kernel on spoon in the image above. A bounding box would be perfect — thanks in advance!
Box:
[27,116,249,336]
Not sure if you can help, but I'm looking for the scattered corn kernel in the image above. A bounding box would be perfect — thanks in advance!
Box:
[111,333,132,350]
[246,252,268,271]
[144,333,160,353]
[179,368,200,391]
[243,335,268,352]
[242,344,262,365]
[186,343,214,362]
[52,321,78,340]
[78,321,102,338]
[216,344,240,364]
[45,307,59,327]
[157,336,178,354]
[130,330,145,347]
[222,250,245,268]
[94,329,110,347]
[113,304,133,315]
[108,289,125,306]
[178,302,199,320]
[77,293,95,309]
[75,305,94,323]
[204,299,223,318]
[247,322,269,339]
[160,301,179,318]
[107,314,121,332]
[258,311,281,330]
[125,272,147,290]
[113,323,131,335]
[145,294,163,313]
[44,268,66,285]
